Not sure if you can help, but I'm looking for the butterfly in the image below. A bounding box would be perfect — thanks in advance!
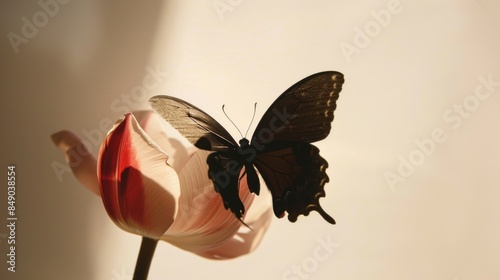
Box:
[149,71,344,224]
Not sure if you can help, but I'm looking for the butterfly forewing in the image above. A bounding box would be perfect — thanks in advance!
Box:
[149,96,237,151]
[251,71,344,143]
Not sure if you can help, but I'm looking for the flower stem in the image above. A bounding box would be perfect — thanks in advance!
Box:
[133,237,158,280]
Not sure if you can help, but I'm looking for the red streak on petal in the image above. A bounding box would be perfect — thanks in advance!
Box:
[98,114,145,232]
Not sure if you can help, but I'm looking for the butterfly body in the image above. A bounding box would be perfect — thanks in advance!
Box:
[150,71,344,224]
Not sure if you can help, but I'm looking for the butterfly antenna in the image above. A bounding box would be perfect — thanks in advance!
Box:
[244,102,257,138]
[222,105,243,138]
[238,217,253,230]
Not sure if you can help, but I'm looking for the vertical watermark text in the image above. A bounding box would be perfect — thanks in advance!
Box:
[6,165,17,273]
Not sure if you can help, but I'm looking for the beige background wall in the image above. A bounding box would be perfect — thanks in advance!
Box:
[1,1,500,279]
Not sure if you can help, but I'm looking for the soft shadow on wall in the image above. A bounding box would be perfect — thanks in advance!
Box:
[0,1,168,279]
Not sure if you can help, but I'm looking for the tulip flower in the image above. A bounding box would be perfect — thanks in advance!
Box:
[51,111,272,279]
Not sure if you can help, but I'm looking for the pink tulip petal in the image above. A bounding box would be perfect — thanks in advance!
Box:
[98,113,180,239]
[51,130,100,196]
[199,179,273,259]
[161,150,255,253]
[132,110,195,173]
[197,207,273,259]
[53,111,273,256]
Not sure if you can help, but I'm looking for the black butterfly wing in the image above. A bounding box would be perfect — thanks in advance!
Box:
[149,96,247,221]
[252,71,344,224]
[254,142,333,223]
[252,71,344,143]
[149,96,237,151]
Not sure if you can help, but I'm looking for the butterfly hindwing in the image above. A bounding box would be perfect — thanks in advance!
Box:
[254,142,334,224]
[149,96,237,151]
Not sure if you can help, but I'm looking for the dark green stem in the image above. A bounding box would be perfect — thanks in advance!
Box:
[133,237,158,280]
